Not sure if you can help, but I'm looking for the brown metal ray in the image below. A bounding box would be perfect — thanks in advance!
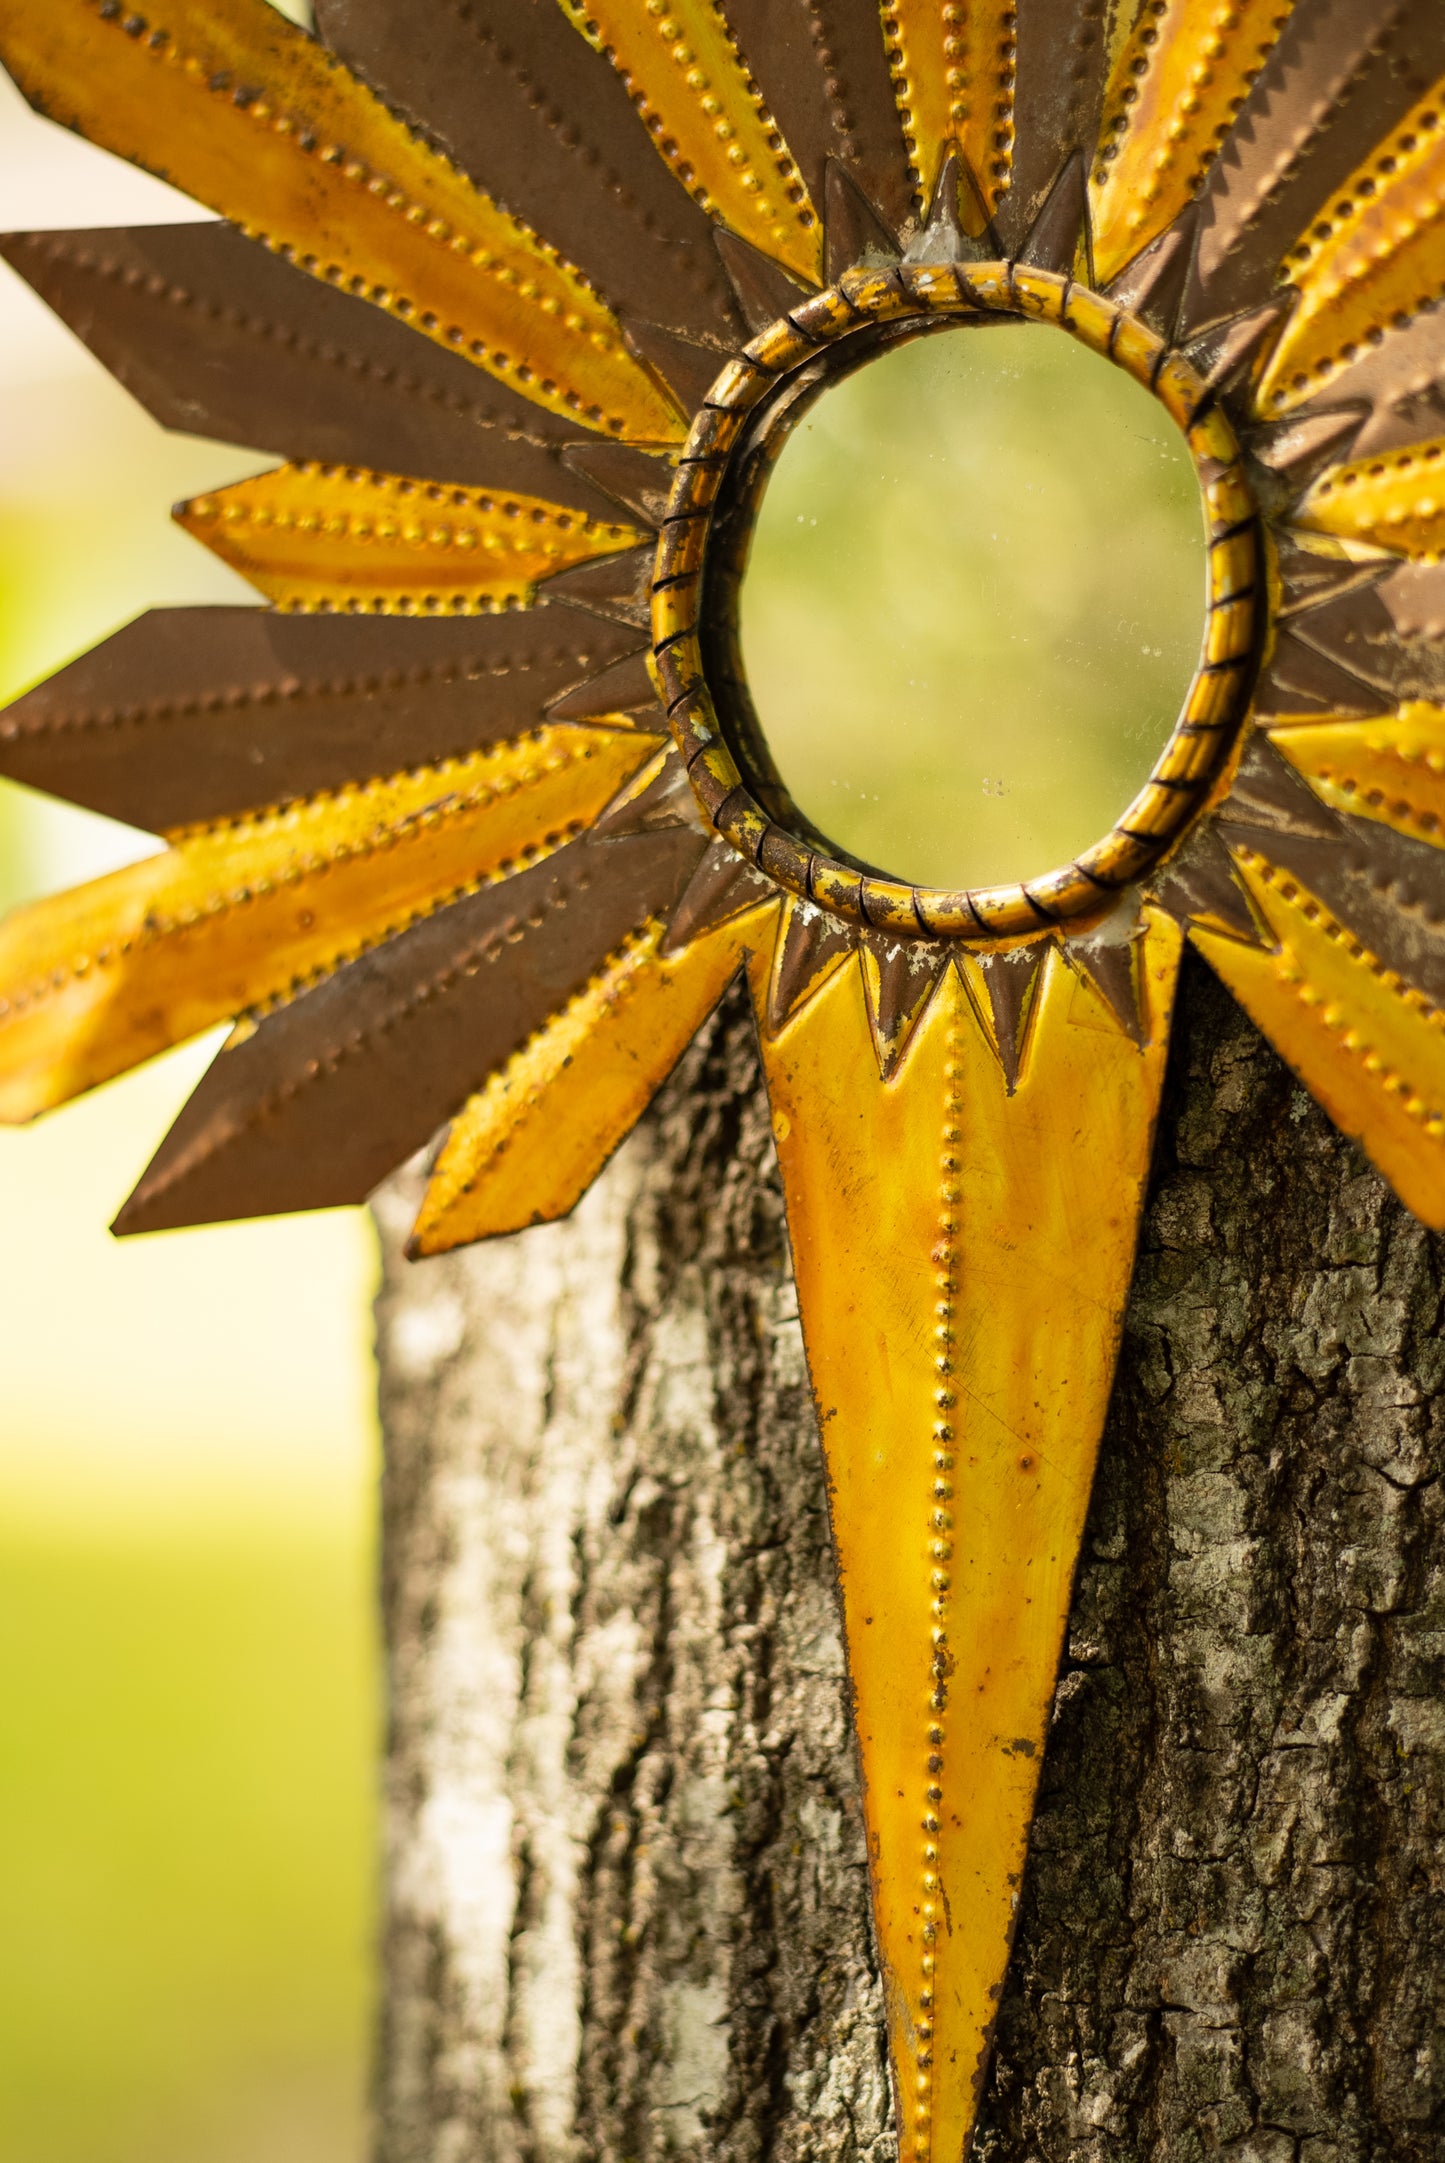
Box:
[546,647,658,724]
[1220,735,1351,842]
[560,443,674,529]
[0,0,683,445]
[588,748,703,841]
[1268,705,1445,852]
[721,0,913,238]
[999,0,1112,257]
[661,837,775,955]
[1180,300,1290,402]
[620,320,734,421]
[1251,409,1370,494]
[1064,926,1145,1045]
[713,229,820,337]
[1300,300,1445,461]
[858,933,949,1079]
[0,606,649,833]
[110,826,707,1235]
[824,157,904,284]
[1015,150,1088,277]
[764,899,856,1035]
[0,224,622,524]
[1100,206,1199,341]
[754,922,1183,2162]
[880,0,1018,224]
[1282,579,1436,703]
[1144,823,1262,943]
[1257,623,1394,719]
[972,941,1048,1088]
[310,0,742,347]
[540,545,656,631]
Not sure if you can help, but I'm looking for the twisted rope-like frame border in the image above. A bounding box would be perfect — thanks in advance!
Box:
[651,260,1263,944]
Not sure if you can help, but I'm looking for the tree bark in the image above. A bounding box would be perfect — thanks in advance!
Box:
[370,955,1445,2163]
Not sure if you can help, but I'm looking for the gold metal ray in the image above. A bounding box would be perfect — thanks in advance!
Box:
[0,726,657,1123]
[552,0,822,285]
[1193,846,1445,1227]
[753,918,1183,2162]
[176,464,644,614]
[1268,706,1445,850]
[1292,441,1445,563]
[1089,0,1298,286]
[879,0,1016,221]
[0,0,684,444]
[1259,81,1445,416]
[411,898,779,1253]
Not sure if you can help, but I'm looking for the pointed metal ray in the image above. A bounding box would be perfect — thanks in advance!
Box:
[0,0,683,445]
[1312,300,1445,459]
[661,837,775,956]
[621,320,734,420]
[879,0,1018,223]
[588,748,704,840]
[0,725,657,1124]
[1180,300,1290,400]
[410,897,777,1254]
[1144,823,1262,943]
[999,0,1112,259]
[1015,150,1087,277]
[1268,705,1445,851]
[972,941,1048,1088]
[1193,850,1445,1226]
[546,646,658,724]
[902,150,996,266]
[175,464,644,615]
[1286,578,1436,701]
[560,443,673,529]
[1274,533,1384,620]
[1219,735,1350,842]
[859,934,949,1080]
[0,224,625,523]
[1089,0,1296,287]
[824,157,903,285]
[722,1,913,238]
[534,545,656,631]
[110,826,706,1234]
[310,0,742,347]
[764,899,856,1035]
[1065,926,1145,1045]
[0,606,647,834]
[1100,207,1199,341]
[714,229,820,336]
[1251,409,1370,495]
[553,0,823,286]
[753,920,1183,2163]
[1256,623,1393,718]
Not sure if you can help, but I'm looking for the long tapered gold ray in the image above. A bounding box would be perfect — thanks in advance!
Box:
[753,918,1182,2163]
[879,0,1016,220]
[411,898,779,1253]
[1089,0,1299,285]
[0,725,656,1122]
[1259,77,1445,415]
[0,0,683,444]
[552,0,822,285]
[1267,708,1445,850]
[1292,442,1445,563]
[1193,848,1445,1226]
[175,466,644,614]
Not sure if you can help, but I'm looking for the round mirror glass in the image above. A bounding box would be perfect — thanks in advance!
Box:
[738,322,1207,893]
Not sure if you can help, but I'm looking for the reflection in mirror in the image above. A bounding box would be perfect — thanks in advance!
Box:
[739,323,1207,893]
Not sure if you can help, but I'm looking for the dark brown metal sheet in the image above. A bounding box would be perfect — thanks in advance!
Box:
[1000,0,1111,257]
[311,0,741,348]
[1145,826,1260,942]
[1300,298,1445,459]
[540,544,656,630]
[1184,0,1445,333]
[1067,935,1144,1044]
[824,157,903,283]
[0,605,648,833]
[621,319,735,418]
[766,901,856,1033]
[974,943,1047,1088]
[1380,563,1445,656]
[546,646,658,720]
[1250,406,1368,492]
[1101,206,1198,339]
[1016,151,1088,276]
[661,837,774,954]
[589,748,702,839]
[0,224,624,523]
[1222,736,1352,842]
[715,229,820,335]
[1254,621,1394,718]
[722,0,913,238]
[111,825,708,1234]
[561,442,673,527]
[1286,581,1441,702]
[859,933,947,1079]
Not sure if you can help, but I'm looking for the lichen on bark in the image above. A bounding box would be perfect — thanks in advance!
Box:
[372,957,1445,2160]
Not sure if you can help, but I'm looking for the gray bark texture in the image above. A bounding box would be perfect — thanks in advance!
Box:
[370,956,1445,2163]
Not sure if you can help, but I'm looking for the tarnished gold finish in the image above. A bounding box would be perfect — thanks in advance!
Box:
[756,918,1183,2163]
[0,0,684,444]
[412,899,778,1253]
[1293,440,1445,562]
[553,0,822,285]
[1089,0,1297,286]
[177,464,643,614]
[656,262,1260,942]
[879,0,1016,219]
[1268,707,1445,849]
[1260,80,1445,415]
[0,727,655,1122]
[1194,848,1445,1228]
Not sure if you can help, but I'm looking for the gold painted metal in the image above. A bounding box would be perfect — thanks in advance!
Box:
[411,899,779,1253]
[0,727,656,1122]
[1089,0,1298,286]
[1260,81,1445,415]
[1268,708,1445,849]
[1293,441,1445,563]
[879,0,1016,219]
[657,262,1260,941]
[0,0,684,444]
[553,0,823,285]
[1193,849,1445,1228]
[177,464,644,614]
[755,919,1183,2163]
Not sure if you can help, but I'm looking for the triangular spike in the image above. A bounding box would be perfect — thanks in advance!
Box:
[1065,930,1145,1046]
[823,156,901,283]
[660,836,773,955]
[858,933,948,1079]
[713,229,818,336]
[1102,205,1199,340]
[1256,623,1392,719]
[903,149,996,266]
[1274,535,1388,621]
[561,442,672,528]
[1290,581,1420,700]
[973,942,1048,1090]
[1180,299,1289,397]
[590,748,704,840]
[1218,736,1346,842]
[539,544,655,629]
[765,900,857,1035]
[1249,405,1368,489]
[1017,151,1087,277]
[545,645,659,721]
[1145,824,1261,943]
[621,317,734,418]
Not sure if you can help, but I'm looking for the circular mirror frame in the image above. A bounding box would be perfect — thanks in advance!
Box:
[650,261,1263,946]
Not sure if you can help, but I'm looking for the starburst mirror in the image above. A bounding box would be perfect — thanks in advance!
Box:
[2,2,1444,2155]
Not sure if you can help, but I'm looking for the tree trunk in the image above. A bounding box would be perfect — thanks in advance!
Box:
[370,954,1445,2163]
